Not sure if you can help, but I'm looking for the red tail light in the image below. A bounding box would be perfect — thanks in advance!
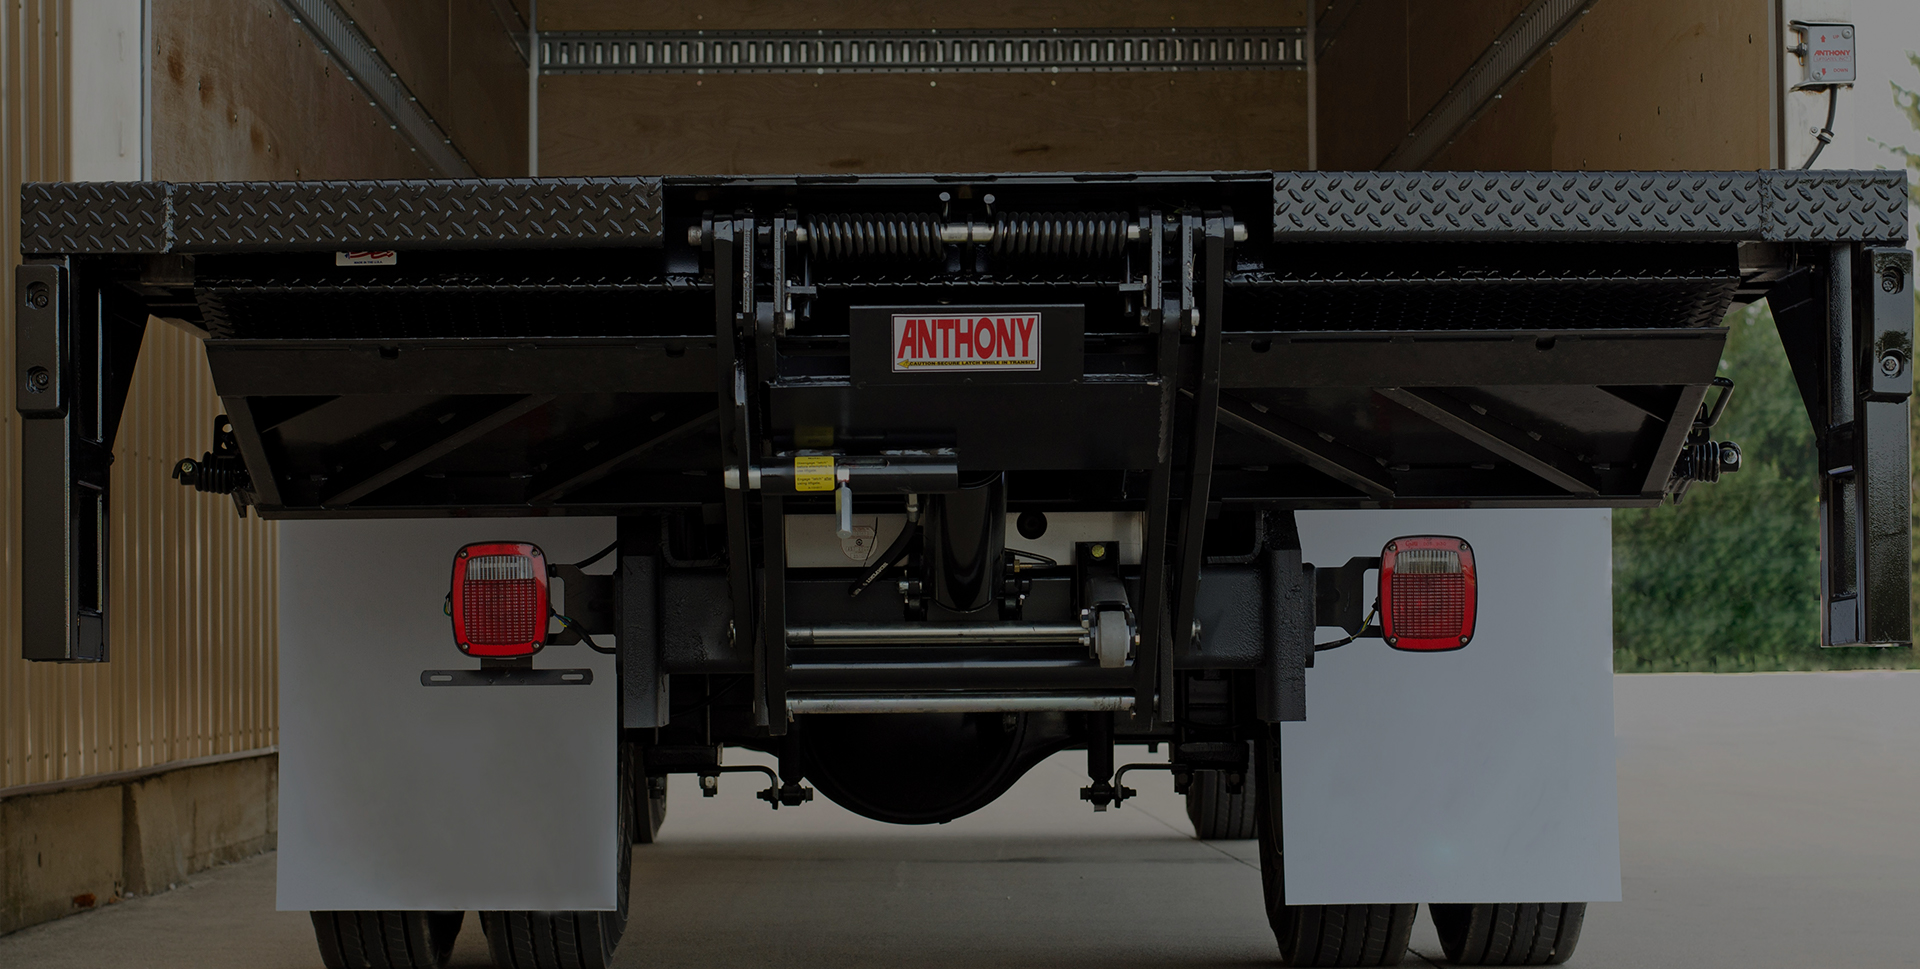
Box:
[450,542,549,657]
[1379,536,1476,651]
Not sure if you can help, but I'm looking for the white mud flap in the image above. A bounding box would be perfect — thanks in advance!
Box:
[276,518,619,912]
[1282,508,1623,905]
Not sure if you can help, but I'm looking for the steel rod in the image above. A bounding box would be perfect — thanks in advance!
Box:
[784,693,1135,714]
[787,623,1089,646]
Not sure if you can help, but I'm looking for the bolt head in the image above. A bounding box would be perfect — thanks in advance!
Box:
[25,366,51,391]
[1881,353,1904,377]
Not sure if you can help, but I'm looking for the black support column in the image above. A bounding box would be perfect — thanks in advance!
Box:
[1828,246,1914,646]
[15,258,147,662]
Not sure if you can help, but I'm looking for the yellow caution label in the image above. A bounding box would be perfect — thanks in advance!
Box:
[795,425,836,447]
[793,455,836,492]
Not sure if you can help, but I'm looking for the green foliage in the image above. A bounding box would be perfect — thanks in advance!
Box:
[1867,52,1920,207]
[1612,304,1916,671]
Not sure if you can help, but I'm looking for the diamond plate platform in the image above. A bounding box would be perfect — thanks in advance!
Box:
[1271,171,1908,243]
[21,178,663,254]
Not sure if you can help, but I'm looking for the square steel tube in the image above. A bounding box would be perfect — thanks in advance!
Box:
[1821,246,1913,646]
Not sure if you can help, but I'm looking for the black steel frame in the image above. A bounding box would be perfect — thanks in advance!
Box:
[14,170,1912,677]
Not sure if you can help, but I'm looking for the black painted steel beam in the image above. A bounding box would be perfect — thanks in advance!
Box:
[1635,384,1710,498]
[529,410,718,506]
[1377,387,1598,496]
[1216,394,1394,499]
[322,395,554,507]
[1221,330,1729,390]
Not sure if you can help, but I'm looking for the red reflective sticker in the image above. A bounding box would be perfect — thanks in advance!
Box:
[892,313,1040,371]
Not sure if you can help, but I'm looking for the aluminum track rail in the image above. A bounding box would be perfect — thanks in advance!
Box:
[537,28,1306,76]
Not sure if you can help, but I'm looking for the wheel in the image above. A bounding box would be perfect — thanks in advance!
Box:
[1428,902,1586,965]
[634,775,667,844]
[1254,734,1415,967]
[480,742,634,969]
[310,911,464,969]
[1185,768,1255,840]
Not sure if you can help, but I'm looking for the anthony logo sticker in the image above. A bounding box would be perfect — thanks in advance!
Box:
[892,313,1041,372]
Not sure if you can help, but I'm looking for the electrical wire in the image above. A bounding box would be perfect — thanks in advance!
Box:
[569,540,619,571]
[553,611,617,654]
[1799,86,1839,170]
[1314,604,1379,652]
[1007,548,1058,567]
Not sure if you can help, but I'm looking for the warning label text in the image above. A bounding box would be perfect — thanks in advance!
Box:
[892,313,1041,372]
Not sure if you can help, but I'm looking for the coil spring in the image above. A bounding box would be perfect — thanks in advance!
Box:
[173,455,248,495]
[1676,440,1740,484]
[990,212,1130,259]
[806,213,944,261]
[803,211,1135,261]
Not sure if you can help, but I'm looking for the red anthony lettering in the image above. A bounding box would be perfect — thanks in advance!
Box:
[891,312,1042,372]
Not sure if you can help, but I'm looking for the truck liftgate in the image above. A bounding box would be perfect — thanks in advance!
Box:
[14,171,1914,713]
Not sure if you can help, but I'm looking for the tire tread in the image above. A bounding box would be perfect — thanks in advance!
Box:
[1429,902,1587,966]
[1185,768,1256,840]
[309,910,462,969]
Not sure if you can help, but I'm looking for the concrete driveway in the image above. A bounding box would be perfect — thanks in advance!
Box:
[2,671,1916,967]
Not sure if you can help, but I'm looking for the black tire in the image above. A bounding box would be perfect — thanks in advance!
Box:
[633,774,667,844]
[310,910,464,969]
[1255,734,1414,967]
[1428,902,1586,966]
[480,742,634,969]
[1185,768,1256,840]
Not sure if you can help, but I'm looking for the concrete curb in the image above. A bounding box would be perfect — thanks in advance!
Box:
[0,751,278,936]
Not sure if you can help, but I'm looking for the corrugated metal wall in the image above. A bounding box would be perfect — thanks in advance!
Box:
[2,0,278,790]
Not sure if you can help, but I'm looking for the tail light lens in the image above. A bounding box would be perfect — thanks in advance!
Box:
[1378,536,1476,651]
[450,542,549,656]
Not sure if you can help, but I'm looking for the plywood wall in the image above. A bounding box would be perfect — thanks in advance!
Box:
[150,0,435,180]
[1527,0,1773,170]
[538,0,1310,176]
[332,0,529,177]
[1316,0,1774,172]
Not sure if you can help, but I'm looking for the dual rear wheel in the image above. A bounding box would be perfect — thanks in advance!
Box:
[310,742,644,969]
[1248,734,1586,967]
